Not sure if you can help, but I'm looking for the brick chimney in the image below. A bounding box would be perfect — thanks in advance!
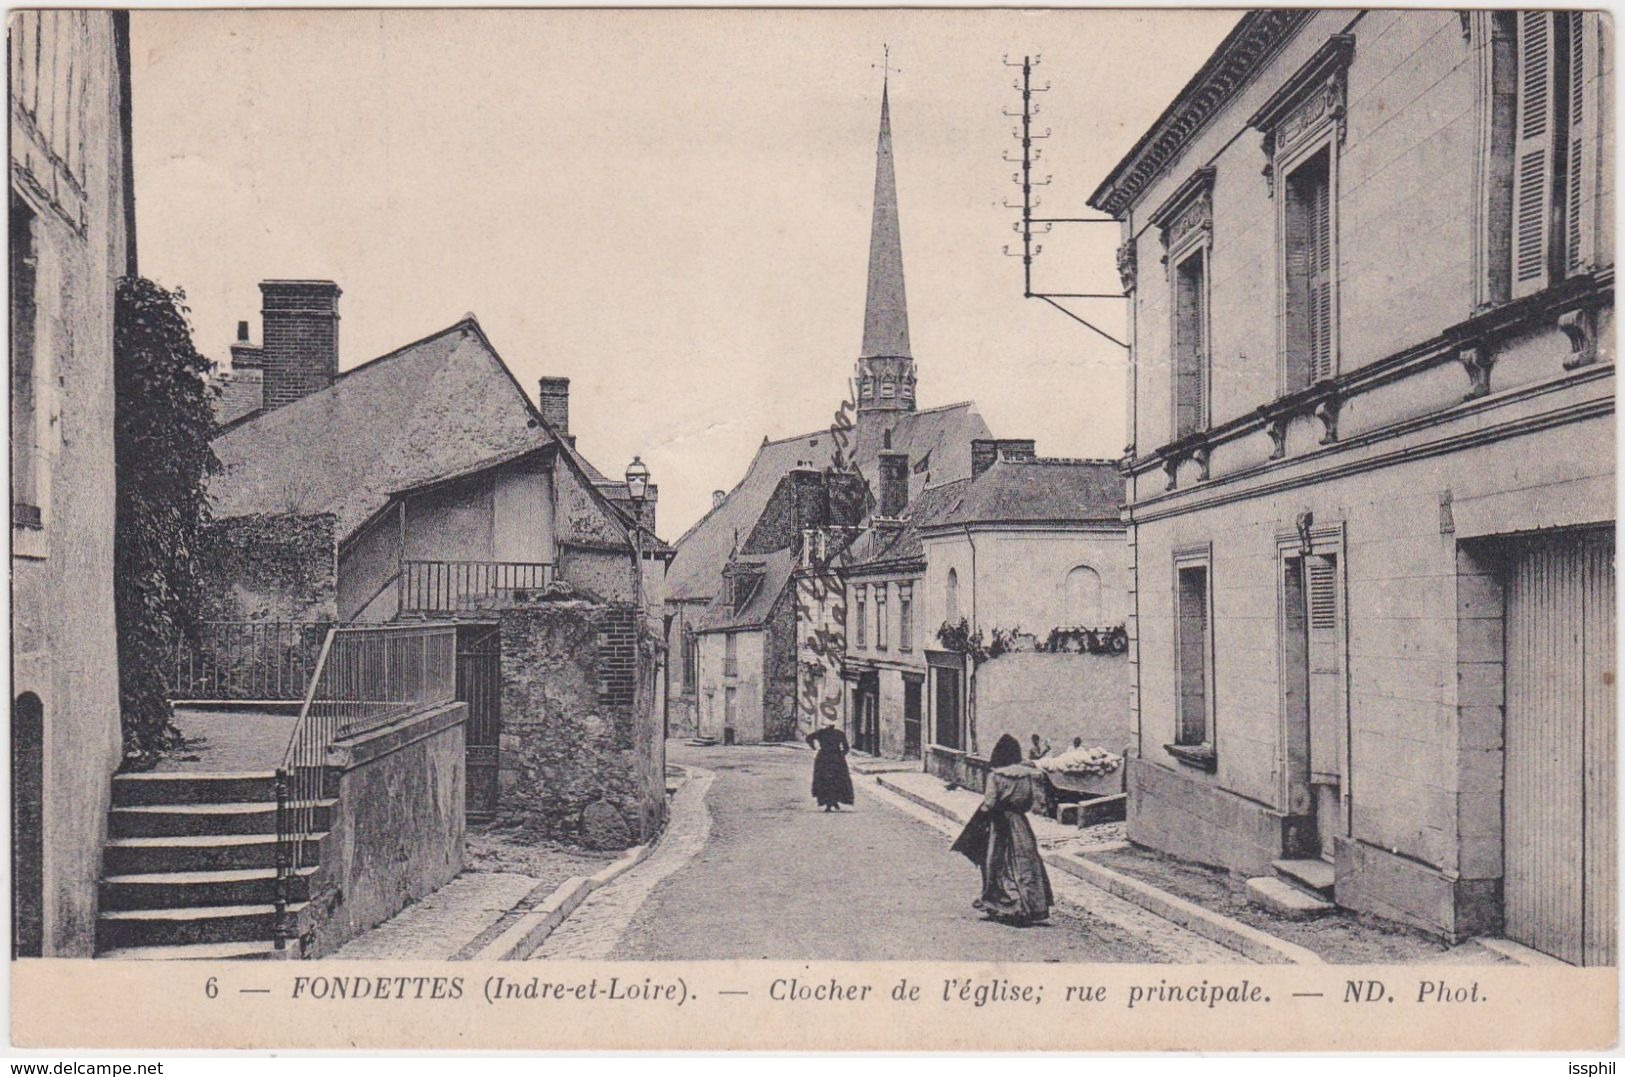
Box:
[258,280,340,411]
[538,377,570,433]
[971,437,1037,478]
[878,447,909,518]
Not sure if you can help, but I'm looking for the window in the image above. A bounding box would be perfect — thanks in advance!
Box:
[945,569,960,624]
[875,584,889,651]
[724,632,738,677]
[681,625,697,693]
[1065,565,1103,626]
[724,686,737,730]
[855,585,868,648]
[1284,148,1334,388]
[1173,249,1210,437]
[1510,11,1592,296]
[934,666,962,751]
[10,195,41,532]
[899,583,914,652]
[1174,559,1213,750]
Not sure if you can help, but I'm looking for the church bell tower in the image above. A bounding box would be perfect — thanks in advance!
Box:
[855,64,916,418]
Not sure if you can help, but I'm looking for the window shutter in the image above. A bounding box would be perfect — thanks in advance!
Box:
[1193,257,1208,427]
[1306,556,1340,674]
[1513,10,1558,296]
[1308,175,1334,382]
[1566,13,1588,274]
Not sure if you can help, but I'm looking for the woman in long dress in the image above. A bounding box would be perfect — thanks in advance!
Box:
[806,717,854,811]
[951,733,1053,925]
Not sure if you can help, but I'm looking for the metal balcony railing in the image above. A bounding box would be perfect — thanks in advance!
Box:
[169,621,333,702]
[398,560,555,614]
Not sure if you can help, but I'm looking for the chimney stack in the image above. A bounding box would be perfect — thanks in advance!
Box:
[971,437,1037,478]
[258,280,340,410]
[712,490,727,510]
[877,447,909,518]
[538,377,570,434]
[236,320,250,342]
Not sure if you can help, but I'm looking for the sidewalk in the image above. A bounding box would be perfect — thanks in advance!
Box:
[871,768,1525,966]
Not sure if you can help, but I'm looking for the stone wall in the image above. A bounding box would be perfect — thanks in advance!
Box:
[197,513,339,623]
[761,586,800,742]
[494,595,665,849]
[977,652,1130,760]
[300,702,467,958]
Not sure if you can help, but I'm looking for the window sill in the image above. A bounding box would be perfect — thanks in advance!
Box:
[12,520,47,561]
[1164,743,1217,773]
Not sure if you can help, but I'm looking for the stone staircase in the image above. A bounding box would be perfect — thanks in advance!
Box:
[1245,858,1337,919]
[98,771,330,959]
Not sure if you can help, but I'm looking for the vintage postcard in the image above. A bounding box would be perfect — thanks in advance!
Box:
[7,6,1618,1052]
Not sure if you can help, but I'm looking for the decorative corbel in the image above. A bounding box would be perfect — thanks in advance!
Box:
[1265,414,1289,459]
[1162,456,1179,492]
[1558,307,1598,370]
[1459,342,1494,400]
[1314,395,1341,445]
[1192,444,1211,482]
[1115,241,1138,295]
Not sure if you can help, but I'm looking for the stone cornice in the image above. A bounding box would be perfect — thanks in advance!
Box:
[1087,9,1312,218]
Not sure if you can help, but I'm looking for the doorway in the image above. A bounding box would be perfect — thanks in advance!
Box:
[1280,547,1345,861]
[12,692,43,958]
[902,677,923,759]
[854,672,880,755]
[456,624,502,822]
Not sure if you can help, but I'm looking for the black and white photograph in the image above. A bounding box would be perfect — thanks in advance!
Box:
[6,4,1617,1052]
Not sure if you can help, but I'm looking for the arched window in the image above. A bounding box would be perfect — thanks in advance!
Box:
[1065,565,1103,626]
[945,568,960,624]
[12,692,43,958]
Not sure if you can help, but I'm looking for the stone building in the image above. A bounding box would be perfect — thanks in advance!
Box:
[9,10,136,957]
[666,77,990,740]
[1089,10,1614,961]
[201,293,670,842]
[915,443,1129,778]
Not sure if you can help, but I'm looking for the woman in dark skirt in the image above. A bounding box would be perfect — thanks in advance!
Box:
[806,717,855,811]
[950,733,1053,925]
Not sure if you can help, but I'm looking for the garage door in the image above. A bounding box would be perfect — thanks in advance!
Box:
[1504,527,1615,966]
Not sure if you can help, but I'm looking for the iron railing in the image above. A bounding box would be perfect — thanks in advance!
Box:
[273,621,457,949]
[169,621,332,701]
[398,560,555,614]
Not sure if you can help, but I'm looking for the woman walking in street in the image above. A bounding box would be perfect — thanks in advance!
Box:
[806,716,855,811]
[951,733,1053,925]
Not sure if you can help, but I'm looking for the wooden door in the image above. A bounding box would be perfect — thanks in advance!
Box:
[1505,528,1615,965]
[903,679,923,759]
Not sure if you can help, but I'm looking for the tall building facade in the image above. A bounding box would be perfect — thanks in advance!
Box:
[10,10,137,957]
[1092,10,1614,962]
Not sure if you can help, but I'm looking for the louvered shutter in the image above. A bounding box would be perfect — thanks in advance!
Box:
[1565,13,1589,274]
[1513,11,1559,296]
[1305,554,1344,783]
[1307,174,1334,382]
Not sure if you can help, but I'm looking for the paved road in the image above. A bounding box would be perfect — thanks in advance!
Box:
[535,743,1243,962]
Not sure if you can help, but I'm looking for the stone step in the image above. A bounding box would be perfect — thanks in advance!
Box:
[1272,857,1336,899]
[100,866,317,910]
[103,832,325,874]
[99,939,285,961]
[96,901,309,950]
[112,772,279,807]
[109,800,332,838]
[1245,875,1336,919]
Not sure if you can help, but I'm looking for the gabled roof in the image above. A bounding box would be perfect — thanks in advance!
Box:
[696,547,797,633]
[209,317,652,558]
[923,458,1125,531]
[667,401,992,603]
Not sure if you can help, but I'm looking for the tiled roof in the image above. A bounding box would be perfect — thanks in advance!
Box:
[842,478,970,571]
[667,401,991,603]
[696,547,797,632]
[931,458,1124,529]
[209,317,646,554]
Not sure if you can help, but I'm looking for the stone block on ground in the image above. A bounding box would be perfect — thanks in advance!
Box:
[1245,876,1335,919]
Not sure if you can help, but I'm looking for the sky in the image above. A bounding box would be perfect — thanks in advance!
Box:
[129,9,1237,537]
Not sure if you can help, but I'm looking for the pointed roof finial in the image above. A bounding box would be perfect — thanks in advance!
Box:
[861,47,910,362]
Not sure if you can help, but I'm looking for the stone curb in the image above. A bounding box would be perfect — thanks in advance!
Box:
[873,774,1323,966]
[468,842,651,961]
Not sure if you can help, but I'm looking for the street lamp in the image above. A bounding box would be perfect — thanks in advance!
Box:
[625,456,650,504]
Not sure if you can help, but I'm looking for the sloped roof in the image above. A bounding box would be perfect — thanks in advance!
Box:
[928,458,1125,530]
[667,401,992,603]
[697,547,797,632]
[843,478,970,571]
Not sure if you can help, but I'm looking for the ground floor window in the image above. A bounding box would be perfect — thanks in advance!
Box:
[933,665,962,751]
[1174,554,1213,749]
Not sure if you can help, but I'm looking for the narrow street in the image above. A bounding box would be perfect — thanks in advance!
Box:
[534,743,1245,962]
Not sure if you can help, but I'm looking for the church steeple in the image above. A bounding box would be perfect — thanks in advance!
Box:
[856,55,916,417]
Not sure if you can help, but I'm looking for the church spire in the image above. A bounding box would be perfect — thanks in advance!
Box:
[856,49,916,416]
